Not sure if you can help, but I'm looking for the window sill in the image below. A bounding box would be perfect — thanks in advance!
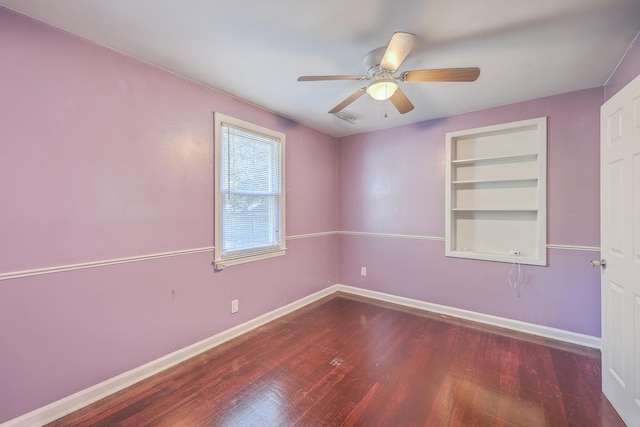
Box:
[214,248,286,270]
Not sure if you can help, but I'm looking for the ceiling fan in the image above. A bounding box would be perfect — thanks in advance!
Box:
[297,32,480,115]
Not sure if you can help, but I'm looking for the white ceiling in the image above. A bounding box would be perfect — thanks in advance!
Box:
[2,0,640,137]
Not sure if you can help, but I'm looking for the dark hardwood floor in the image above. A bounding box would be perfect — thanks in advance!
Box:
[48,293,625,426]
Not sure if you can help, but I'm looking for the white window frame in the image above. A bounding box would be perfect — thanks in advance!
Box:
[213,113,286,269]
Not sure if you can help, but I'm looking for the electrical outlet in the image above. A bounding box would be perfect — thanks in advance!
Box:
[361,267,367,276]
[231,299,238,314]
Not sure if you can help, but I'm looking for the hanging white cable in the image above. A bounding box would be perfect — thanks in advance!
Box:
[508,251,523,297]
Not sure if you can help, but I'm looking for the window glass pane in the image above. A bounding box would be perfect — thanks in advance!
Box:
[221,194,280,253]
[219,123,282,258]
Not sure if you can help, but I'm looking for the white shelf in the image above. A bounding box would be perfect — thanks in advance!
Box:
[445,117,547,266]
[451,153,538,165]
[449,249,539,264]
[451,208,538,212]
[452,178,538,185]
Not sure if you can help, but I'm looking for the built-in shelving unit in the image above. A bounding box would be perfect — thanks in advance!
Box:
[445,117,547,265]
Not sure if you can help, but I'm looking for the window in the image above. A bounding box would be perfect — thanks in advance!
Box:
[213,113,285,269]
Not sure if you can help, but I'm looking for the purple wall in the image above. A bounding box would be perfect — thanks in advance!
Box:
[605,33,640,100]
[337,88,603,338]
[2,5,637,424]
[0,9,338,422]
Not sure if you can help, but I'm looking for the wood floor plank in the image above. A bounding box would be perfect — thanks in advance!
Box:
[47,294,626,426]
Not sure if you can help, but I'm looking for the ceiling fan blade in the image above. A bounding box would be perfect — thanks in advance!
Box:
[401,67,480,83]
[329,88,367,114]
[380,32,418,72]
[389,88,414,114]
[298,75,366,81]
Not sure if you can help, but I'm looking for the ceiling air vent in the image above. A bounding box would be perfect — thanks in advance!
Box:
[333,110,358,124]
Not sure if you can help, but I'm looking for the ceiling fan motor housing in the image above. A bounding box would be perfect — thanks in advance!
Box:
[363,47,390,78]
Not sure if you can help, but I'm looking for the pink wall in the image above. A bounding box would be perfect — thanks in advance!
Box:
[2,5,635,424]
[605,32,640,100]
[338,88,603,337]
[0,8,338,422]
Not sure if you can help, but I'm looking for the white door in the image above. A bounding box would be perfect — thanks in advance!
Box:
[600,72,640,427]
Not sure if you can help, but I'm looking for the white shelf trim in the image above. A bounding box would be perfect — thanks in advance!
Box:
[452,208,538,212]
[451,153,539,165]
[452,177,538,185]
[445,117,548,266]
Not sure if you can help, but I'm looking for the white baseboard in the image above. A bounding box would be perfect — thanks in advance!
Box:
[335,284,601,349]
[1,286,338,427]
[3,283,600,426]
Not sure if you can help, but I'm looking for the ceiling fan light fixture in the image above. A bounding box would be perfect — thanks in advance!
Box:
[367,78,398,101]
